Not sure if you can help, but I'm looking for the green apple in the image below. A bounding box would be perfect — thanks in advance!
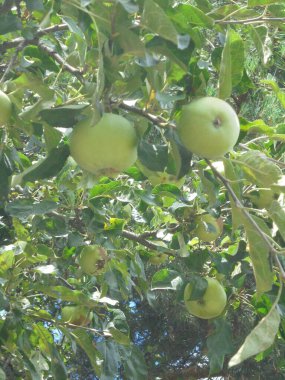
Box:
[194,213,223,242]
[178,97,240,159]
[61,305,93,326]
[148,252,168,265]
[0,90,12,126]
[79,245,108,275]
[70,113,138,177]
[184,277,227,319]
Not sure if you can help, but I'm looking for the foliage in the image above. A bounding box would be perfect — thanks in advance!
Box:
[0,0,285,379]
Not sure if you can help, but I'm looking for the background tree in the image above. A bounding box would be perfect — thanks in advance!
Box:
[0,0,285,379]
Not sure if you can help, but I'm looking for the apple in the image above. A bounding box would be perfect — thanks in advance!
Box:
[177,97,240,159]
[0,90,12,126]
[70,113,138,177]
[79,245,108,275]
[194,213,223,242]
[148,252,168,265]
[61,305,93,326]
[184,277,227,319]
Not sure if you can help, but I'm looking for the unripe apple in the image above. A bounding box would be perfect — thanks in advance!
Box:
[148,252,168,265]
[0,90,12,126]
[184,277,227,319]
[61,305,93,326]
[194,213,223,242]
[79,245,108,275]
[70,113,138,177]
[178,97,240,159]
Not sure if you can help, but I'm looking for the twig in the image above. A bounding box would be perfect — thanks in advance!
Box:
[38,41,84,82]
[122,229,176,255]
[215,16,285,25]
[0,41,25,83]
[0,24,69,54]
[111,100,176,129]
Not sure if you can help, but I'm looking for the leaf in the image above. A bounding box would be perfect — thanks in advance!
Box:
[223,158,243,229]
[248,0,284,5]
[218,28,244,99]
[0,13,22,35]
[40,104,88,128]
[238,151,282,187]
[5,199,58,219]
[38,285,95,305]
[138,141,169,172]
[13,72,54,100]
[71,329,102,375]
[151,269,182,290]
[242,214,273,293]
[0,367,6,380]
[207,319,234,375]
[97,340,121,379]
[12,145,70,186]
[50,345,68,380]
[268,200,285,241]
[0,251,14,277]
[249,25,272,65]
[142,0,179,46]
[229,307,280,367]
[118,0,139,13]
[123,345,148,380]
[261,79,285,109]
[171,4,214,28]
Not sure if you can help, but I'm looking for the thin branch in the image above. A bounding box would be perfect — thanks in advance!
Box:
[111,100,176,129]
[206,160,278,254]
[0,24,69,54]
[122,229,176,255]
[0,41,25,83]
[38,41,84,82]
[215,16,285,25]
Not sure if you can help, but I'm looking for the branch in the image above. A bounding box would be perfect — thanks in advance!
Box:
[0,24,69,54]
[215,16,285,25]
[157,365,213,380]
[206,159,285,279]
[38,41,84,82]
[122,229,176,256]
[111,100,176,129]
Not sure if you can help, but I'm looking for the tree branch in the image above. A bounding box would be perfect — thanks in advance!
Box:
[0,24,69,54]
[122,229,176,256]
[215,16,285,25]
[111,100,176,129]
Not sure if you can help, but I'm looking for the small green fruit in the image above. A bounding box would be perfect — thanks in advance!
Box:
[70,113,138,177]
[0,90,12,126]
[79,245,108,275]
[61,305,93,326]
[148,253,168,265]
[178,97,240,159]
[194,214,223,242]
[184,277,227,319]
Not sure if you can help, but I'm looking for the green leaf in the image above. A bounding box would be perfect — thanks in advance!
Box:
[238,151,282,187]
[0,367,6,380]
[71,329,102,375]
[38,286,95,305]
[118,0,139,13]
[50,345,67,380]
[97,340,121,379]
[25,0,44,11]
[172,4,214,28]
[40,104,88,128]
[142,0,179,46]
[0,13,22,34]
[138,141,168,172]
[5,199,58,219]
[249,25,271,65]
[261,79,285,108]
[13,72,54,100]
[268,201,285,241]
[151,269,182,290]
[218,28,244,99]
[229,307,280,367]
[248,0,284,5]
[242,214,273,293]
[123,345,148,380]
[0,250,15,276]
[207,319,234,375]
[12,145,70,186]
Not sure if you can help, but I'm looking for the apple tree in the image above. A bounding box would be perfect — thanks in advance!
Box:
[0,0,285,379]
